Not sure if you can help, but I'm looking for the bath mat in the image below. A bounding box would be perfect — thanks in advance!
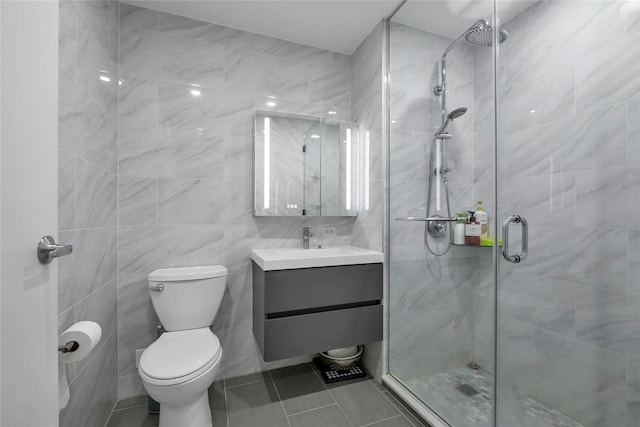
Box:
[313,357,367,383]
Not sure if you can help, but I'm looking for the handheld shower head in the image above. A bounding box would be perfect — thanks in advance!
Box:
[447,107,468,120]
[435,107,467,137]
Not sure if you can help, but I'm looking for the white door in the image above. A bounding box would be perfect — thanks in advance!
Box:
[1,1,59,425]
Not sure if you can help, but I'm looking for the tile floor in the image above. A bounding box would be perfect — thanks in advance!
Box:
[106,362,426,427]
[406,367,583,427]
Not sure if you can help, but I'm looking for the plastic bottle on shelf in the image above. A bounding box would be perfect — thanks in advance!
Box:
[476,200,488,237]
[465,211,481,246]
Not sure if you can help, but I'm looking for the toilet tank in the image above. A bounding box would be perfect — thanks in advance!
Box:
[148,265,228,331]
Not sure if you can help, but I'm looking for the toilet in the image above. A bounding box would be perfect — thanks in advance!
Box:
[138,265,227,427]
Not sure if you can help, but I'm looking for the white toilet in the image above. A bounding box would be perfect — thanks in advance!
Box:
[139,265,227,427]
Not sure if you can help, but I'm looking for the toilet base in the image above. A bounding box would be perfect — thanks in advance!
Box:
[158,391,212,427]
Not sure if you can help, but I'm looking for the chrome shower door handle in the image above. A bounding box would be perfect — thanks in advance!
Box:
[37,235,73,264]
[502,214,528,263]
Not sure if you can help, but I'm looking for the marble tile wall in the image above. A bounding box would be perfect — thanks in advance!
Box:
[350,21,385,377]
[58,1,119,426]
[116,4,360,398]
[352,22,384,253]
[388,21,481,383]
[479,1,639,425]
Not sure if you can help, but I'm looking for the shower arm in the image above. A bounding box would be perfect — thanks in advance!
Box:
[441,19,488,60]
[436,19,488,122]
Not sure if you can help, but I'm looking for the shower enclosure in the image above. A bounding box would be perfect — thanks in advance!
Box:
[386,1,640,426]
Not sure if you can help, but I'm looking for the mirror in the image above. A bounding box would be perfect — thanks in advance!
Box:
[254,111,357,216]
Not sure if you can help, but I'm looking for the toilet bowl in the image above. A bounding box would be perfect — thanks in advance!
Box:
[138,265,227,427]
[140,329,222,427]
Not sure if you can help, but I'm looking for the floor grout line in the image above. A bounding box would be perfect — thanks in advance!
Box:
[269,376,293,427]
[324,384,356,427]
[102,399,121,427]
[361,414,406,427]
[223,381,230,427]
[309,361,330,391]
[224,378,268,390]
[110,403,147,413]
[286,402,339,417]
[380,392,420,427]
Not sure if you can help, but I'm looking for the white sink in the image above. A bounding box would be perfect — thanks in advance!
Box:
[250,246,384,271]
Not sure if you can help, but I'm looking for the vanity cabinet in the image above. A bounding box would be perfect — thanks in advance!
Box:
[252,262,383,361]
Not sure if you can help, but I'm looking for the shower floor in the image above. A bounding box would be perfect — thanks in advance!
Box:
[405,367,584,427]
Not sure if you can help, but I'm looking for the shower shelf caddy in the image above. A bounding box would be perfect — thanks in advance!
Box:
[395,217,501,247]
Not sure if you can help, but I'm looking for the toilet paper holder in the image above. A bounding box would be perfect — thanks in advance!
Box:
[58,341,79,354]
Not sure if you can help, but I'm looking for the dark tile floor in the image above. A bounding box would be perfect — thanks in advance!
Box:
[106,362,426,427]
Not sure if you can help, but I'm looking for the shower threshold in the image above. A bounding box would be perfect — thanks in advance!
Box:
[403,367,583,427]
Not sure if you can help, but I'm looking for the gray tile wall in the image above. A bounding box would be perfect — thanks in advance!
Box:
[116,4,363,398]
[487,2,640,425]
[58,1,119,426]
[350,21,385,377]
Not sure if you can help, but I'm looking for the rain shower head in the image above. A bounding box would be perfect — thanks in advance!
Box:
[435,107,467,137]
[464,25,508,47]
[440,18,506,62]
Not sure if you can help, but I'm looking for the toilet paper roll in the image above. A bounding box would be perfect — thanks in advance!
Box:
[58,321,102,363]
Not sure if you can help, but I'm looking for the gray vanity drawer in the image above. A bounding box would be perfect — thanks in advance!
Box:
[257,263,383,314]
[261,304,383,361]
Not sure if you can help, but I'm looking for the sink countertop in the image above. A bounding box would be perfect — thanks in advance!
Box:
[250,246,384,271]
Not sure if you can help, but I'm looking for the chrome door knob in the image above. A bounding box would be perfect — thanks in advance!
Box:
[37,235,73,264]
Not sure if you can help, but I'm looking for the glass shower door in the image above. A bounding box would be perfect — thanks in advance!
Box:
[495,1,640,426]
[387,2,498,426]
[389,1,639,426]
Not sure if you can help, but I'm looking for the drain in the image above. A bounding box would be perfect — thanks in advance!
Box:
[467,361,480,370]
[456,384,479,397]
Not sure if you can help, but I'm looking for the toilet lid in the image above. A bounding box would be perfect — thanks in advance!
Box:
[139,329,221,382]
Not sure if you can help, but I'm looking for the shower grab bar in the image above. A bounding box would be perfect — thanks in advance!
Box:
[395,217,460,222]
[502,214,528,263]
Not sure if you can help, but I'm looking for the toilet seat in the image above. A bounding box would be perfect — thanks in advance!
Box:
[139,328,222,386]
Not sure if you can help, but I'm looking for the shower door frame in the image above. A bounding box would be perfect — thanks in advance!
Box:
[381,1,503,426]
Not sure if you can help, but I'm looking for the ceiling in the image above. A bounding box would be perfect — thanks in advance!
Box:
[391,0,538,40]
[125,0,538,55]
[124,0,402,55]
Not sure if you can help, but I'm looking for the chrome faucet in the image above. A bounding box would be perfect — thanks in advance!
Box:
[303,227,313,249]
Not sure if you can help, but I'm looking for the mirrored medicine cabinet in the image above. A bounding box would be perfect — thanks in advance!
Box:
[253,111,358,217]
